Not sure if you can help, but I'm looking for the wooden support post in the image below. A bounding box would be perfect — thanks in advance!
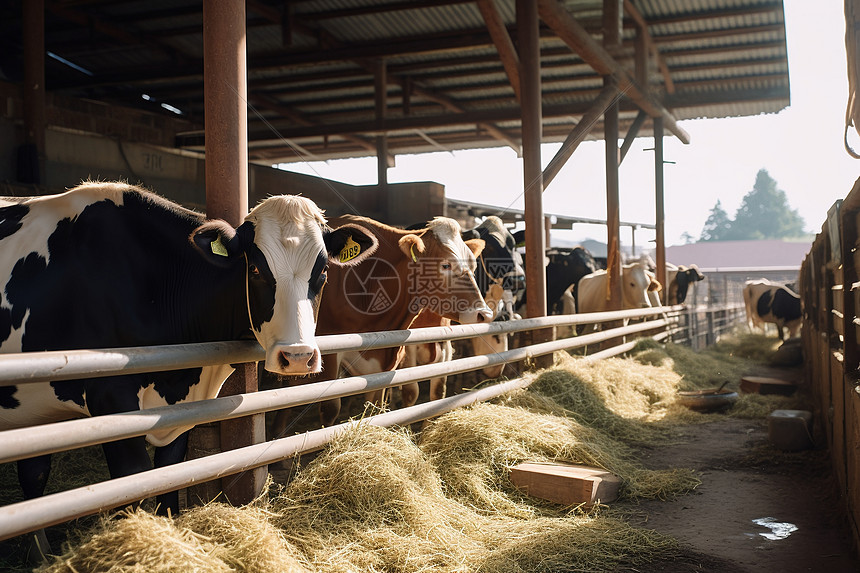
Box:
[654,118,667,304]
[375,59,389,191]
[619,110,647,164]
[21,0,45,185]
[604,0,623,316]
[200,0,265,507]
[518,0,552,368]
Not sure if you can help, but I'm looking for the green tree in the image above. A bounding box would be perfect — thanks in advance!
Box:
[728,169,806,240]
[699,200,732,241]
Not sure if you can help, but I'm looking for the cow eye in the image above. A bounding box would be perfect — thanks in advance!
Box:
[249,263,260,276]
[441,262,452,270]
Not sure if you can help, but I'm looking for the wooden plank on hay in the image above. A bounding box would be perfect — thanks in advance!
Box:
[739,375,797,396]
[508,462,621,507]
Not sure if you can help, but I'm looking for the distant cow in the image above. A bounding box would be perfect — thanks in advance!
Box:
[516,246,599,317]
[0,181,377,518]
[743,280,801,340]
[647,263,705,306]
[575,262,662,313]
[666,264,705,305]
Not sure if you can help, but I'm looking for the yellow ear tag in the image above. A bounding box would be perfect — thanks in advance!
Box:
[211,236,229,257]
[339,236,361,263]
[410,243,418,263]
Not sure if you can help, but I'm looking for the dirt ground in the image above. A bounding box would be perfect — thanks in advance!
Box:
[612,366,858,573]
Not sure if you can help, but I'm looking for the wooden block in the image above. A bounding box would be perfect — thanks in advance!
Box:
[508,462,621,507]
[740,376,797,396]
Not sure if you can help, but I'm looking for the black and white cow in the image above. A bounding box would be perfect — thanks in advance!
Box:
[461,216,525,378]
[742,279,801,340]
[646,262,705,306]
[0,181,377,515]
[515,246,599,317]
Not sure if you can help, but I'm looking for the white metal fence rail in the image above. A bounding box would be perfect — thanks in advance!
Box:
[0,304,740,541]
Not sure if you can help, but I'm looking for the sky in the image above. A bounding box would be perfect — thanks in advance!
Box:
[279,0,858,249]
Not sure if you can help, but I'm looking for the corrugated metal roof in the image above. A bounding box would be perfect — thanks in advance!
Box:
[0,0,790,163]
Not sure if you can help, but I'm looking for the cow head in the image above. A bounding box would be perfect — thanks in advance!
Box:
[621,263,662,309]
[191,196,377,376]
[399,217,493,324]
[463,217,525,296]
[670,264,704,304]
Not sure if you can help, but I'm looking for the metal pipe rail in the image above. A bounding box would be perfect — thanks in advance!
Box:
[0,375,538,542]
[0,317,673,465]
[0,306,701,542]
[0,305,683,385]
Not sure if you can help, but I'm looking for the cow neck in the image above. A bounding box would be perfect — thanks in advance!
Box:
[475,253,504,295]
[178,251,250,343]
[545,261,569,307]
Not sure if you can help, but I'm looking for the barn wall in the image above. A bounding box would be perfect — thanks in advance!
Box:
[0,80,443,224]
[800,177,860,554]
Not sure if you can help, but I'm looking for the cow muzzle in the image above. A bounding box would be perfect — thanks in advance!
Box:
[459,305,494,324]
[267,344,322,375]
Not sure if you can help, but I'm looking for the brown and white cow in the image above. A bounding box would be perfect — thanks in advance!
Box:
[272,215,492,432]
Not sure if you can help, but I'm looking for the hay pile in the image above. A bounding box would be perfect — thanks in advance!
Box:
[29,332,798,572]
[630,336,767,391]
[525,354,681,445]
[37,503,309,573]
[420,399,699,510]
[36,421,682,573]
[37,509,235,573]
[270,424,680,572]
[629,333,806,418]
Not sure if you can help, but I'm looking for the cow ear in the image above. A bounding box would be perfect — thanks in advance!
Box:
[399,234,425,262]
[512,230,526,248]
[648,279,662,292]
[324,224,378,266]
[461,229,480,241]
[690,264,704,280]
[464,238,485,258]
[190,220,242,267]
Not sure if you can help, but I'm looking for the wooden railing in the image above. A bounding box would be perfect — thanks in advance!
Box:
[799,176,860,551]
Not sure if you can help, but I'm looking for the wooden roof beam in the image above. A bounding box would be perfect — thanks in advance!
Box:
[249,0,519,154]
[536,0,690,144]
[476,0,521,103]
[542,82,618,189]
[406,83,521,153]
[624,0,674,94]
[248,93,378,155]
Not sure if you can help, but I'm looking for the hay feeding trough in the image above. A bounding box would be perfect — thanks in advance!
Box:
[677,388,739,413]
